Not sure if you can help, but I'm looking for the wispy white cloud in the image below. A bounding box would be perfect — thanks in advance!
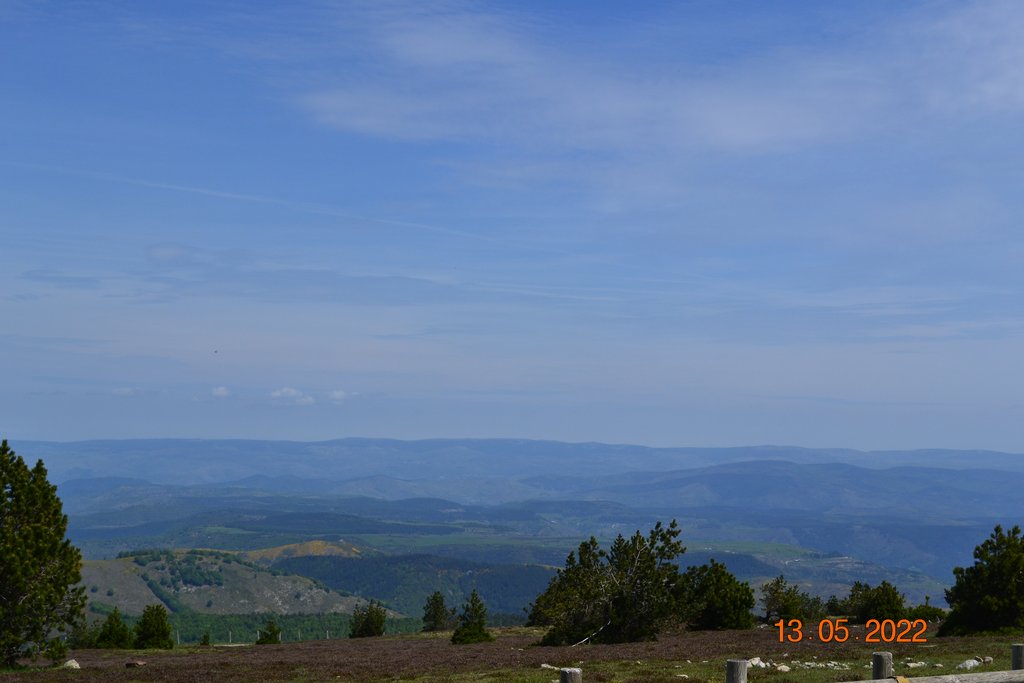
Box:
[270,386,315,406]
[298,1,1024,155]
[211,386,230,398]
[914,1,1024,114]
[327,389,348,403]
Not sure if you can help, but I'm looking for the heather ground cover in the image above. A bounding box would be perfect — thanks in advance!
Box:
[2,623,1018,683]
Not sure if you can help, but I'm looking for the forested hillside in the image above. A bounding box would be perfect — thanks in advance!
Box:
[274,554,555,616]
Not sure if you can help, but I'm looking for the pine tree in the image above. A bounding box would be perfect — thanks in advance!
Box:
[906,595,946,622]
[133,604,174,649]
[865,581,905,622]
[677,559,755,630]
[422,591,455,632]
[530,520,685,645]
[451,590,494,644]
[760,575,825,622]
[603,522,686,642]
[941,524,1024,635]
[96,608,133,649]
[832,580,905,624]
[0,440,86,666]
[255,618,282,644]
[349,601,387,638]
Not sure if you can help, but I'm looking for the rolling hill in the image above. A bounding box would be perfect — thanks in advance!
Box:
[79,549,364,617]
[17,436,1020,614]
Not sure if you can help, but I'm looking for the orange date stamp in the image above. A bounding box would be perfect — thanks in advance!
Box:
[775,618,929,643]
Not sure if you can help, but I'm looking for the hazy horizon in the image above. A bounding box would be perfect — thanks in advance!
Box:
[4,2,1024,451]
[6,434,1024,459]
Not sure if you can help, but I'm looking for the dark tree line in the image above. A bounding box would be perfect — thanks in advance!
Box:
[70,604,175,650]
[760,575,934,624]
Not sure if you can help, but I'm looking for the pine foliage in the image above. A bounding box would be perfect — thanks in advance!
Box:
[133,604,174,649]
[451,590,493,644]
[255,618,282,644]
[349,600,387,638]
[422,591,455,632]
[96,608,133,649]
[760,575,825,622]
[0,440,86,666]
[941,524,1024,635]
[529,520,685,645]
[677,559,755,630]
[828,580,905,624]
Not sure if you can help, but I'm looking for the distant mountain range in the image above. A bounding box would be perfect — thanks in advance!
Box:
[15,437,1024,489]
[11,437,1023,609]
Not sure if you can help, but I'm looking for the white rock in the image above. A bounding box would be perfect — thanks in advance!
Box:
[907,662,927,669]
[748,657,764,668]
[934,664,944,668]
[62,659,80,670]
[957,659,980,671]
[777,665,791,672]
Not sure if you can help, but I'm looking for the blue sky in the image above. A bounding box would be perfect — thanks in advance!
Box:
[3,1,1023,450]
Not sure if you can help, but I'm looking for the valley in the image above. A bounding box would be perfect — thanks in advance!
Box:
[36,438,1017,628]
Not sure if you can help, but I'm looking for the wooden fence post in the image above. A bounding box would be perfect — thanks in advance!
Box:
[560,667,583,683]
[872,652,893,680]
[1013,644,1023,670]
[727,659,748,683]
